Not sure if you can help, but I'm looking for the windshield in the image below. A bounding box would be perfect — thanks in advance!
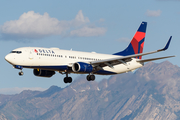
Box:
[11,51,22,54]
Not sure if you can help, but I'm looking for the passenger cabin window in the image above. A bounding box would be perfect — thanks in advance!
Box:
[11,51,22,54]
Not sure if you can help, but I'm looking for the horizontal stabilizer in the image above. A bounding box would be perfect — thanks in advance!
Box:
[137,55,175,63]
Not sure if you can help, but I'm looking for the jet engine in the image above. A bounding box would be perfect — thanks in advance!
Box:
[72,62,93,73]
[33,69,55,77]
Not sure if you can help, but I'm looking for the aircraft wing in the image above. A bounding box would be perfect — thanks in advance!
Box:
[90,36,173,68]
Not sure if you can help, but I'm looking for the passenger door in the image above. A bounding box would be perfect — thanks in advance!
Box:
[29,49,34,60]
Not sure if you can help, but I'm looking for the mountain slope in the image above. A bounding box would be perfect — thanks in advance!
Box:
[0,61,180,120]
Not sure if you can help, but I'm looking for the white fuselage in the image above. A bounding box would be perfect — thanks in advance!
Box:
[5,47,143,75]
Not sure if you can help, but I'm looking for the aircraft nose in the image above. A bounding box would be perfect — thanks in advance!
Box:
[5,54,12,63]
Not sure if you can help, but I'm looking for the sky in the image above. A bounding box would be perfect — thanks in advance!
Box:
[0,0,179,94]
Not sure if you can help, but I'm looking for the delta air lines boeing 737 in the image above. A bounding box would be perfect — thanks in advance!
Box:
[5,22,175,83]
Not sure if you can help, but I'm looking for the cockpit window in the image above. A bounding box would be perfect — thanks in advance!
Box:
[11,51,22,54]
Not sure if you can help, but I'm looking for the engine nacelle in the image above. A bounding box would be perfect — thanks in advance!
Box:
[33,69,55,77]
[72,62,93,73]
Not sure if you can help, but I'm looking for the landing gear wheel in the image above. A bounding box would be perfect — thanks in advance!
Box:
[64,77,67,83]
[87,75,91,81]
[64,77,72,83]
[90,75,95,81]
[86,75,95,81]
[68,77,72,83]
[19,71,24,76]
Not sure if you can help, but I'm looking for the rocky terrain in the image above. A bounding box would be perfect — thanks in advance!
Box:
[0,61,180,120]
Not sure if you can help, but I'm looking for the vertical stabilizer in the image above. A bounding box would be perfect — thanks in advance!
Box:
[113,22,147,59]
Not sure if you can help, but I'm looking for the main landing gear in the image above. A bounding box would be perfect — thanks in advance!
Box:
[64,72,72,83]
[64,77,72,83]
[86,74,95,81]
[63,72,95,83]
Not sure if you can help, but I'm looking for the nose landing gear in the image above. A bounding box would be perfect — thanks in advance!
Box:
[19,71,24,76]
[13,65,24,76]
[18,69,24,76]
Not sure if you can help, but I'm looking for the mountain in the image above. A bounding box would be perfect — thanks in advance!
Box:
[0,61,180,120]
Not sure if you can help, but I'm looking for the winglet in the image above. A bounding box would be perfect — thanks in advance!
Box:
[158,36,172,51]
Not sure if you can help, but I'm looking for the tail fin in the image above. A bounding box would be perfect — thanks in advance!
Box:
[113,22,147,59]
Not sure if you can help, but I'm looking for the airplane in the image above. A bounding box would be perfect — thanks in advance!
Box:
[5,22,175,83]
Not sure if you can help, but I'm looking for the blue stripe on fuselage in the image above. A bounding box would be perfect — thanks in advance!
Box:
[22,65,117,75]
[23,65,68,71]
[94,70,117,75]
